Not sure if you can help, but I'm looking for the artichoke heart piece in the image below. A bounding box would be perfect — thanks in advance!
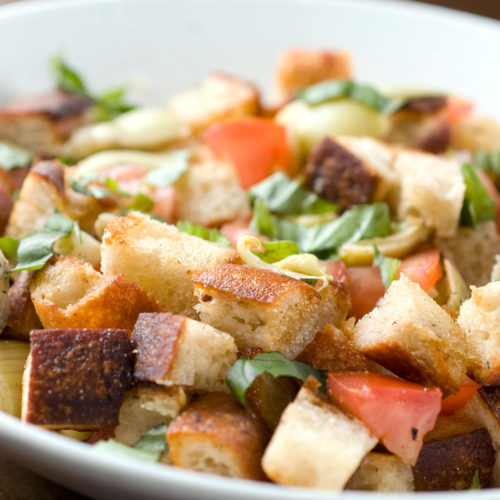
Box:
[443,259,470,312]
[0,341,30,417]
[338,218,430,266]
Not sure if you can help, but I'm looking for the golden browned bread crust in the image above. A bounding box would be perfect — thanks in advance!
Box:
[22,328,133,429]
[30,160,65,194]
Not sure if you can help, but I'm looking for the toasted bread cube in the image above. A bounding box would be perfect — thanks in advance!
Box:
[275,48,351,100]
[114,384,187,447]
[174,161,250,226]
[296,324,373,372]
[169,73,259,133]
[6,160,65,238]
[0,91,90,156]
[413,428,495,490]
[133,312,237,392]
[436,221,500,287]
[452,115,500,152]
[0,179,13,235]
[22,328,133,429]
[353,275,467,395]
[262,377,377,490]
[167,392,268,480]
[493,255,500,282]
[194,264,350,357]
[393,150,465,237]
[458,281,500,384]
[30,257,158,333]
[101,212,237,317]
[347,453,414,492]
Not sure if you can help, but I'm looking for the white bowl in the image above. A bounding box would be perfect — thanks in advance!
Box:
[1,0,500,498]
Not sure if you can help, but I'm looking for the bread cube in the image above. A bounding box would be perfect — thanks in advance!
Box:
[393,150,465,237]
[114,384,187,446]
[132,312,237,392]
[194,264,350,357]
[167,392,268,480]
[22,328,133,429]
[169,73,259,133]
[275,48,351,100]
[101,212,237,317]
[262,377,377,490]
[0,90,90,156]
[436,221,500,287]
[452,114,500,152]
[458,281,500,384]
[296,324,373,372]
[492,255,500,282]
[6,160,65,238]
[30,256,158,333]
[347,453,414,492]
[353,275,467,395]
[174,161,250,226]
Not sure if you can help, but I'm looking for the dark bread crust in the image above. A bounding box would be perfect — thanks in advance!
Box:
[23,328,133,429]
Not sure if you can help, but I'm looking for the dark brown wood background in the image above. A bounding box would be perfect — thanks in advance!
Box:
[0,0,498,498]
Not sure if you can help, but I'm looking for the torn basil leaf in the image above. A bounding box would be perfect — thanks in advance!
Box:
[176,221,232,247]
[250,172,338,215]
[297,80,404,114]
[126,193,155,213]
[252,240,300,264]
[250,200,278,240]
[93,87,136,122]
[469,469,481,490]
[142,150,190,187]
[460,163,496,227]
[94,424,167,463]
[373,246,401,288]
[0,142,32,171]
[0,237,19,263]
[475,150,500,176]
[51,53,86,94]
[10,211,76,272]
[226,352,326,407]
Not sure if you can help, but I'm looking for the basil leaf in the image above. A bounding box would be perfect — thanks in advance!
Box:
[469,470,481,490]
[69,173,111,201]
[373,246,401,288]
[252,240,300,264]
[0,142,32,171]
[250,172,338,215]
[126,193,155,213]
[142,151,189,187]
[10,211,76,272]
[253,203,391,256]
[51,53,86,94]
[226,352,326,407]
[460,163,496,227]
[104,177,133,199]
[94,424,167,463]
[0,237,19,263]
[93,87,136,122]
[475,150,500,176]
[176,221,232,247]
[297,79,404,114]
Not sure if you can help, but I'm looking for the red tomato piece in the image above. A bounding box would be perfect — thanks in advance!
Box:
[345,266,385,318]
[440,377,480,416]
[477,169,500,233]
[327,372,442,465]
[203,118,290,189]
[324,260,348,283]
[219,218,267,248]
[398,249,443,292]
[446,97,474,124]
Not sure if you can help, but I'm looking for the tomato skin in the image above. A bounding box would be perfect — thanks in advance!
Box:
[440,377,480,416]
[219,218,267,248]
[324,260,348,283]
[345,266,385,318]
[398,249,443,292]
[204,118,290,189]
[477,169,500,233]
[446,97,474,124]
[327,372,442,465]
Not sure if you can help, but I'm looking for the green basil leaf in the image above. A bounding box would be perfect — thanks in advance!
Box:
[10,211,76,272]
[475,150,500,176]
[460,163,496,227]
[250,172,338,215]
[250,199,278,240]
[0,142,32,171]
[94,424,167,463]
[126,193,155,213]
[297,79,404,114]
[469,470,481,490]
[252,240,300,264]
[104,177,133,199]
[69,173,110,200]
[0,237,19,263]
[51,54,86,94]
[176,221,232,247]
[92,87,136,122]
[373,246,401,288]
[142,151,190,187]
[226,352,327,407]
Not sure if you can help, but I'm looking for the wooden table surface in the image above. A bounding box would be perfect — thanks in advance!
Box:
[0,0,499,498]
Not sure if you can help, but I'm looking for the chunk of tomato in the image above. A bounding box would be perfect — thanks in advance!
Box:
[324,260,348,283]
[327,372,442,465]
[440,377,480,416]
[446,97,474,124]
[345,266,385,318]
[477,169,500,233]
[203,118,290,189]
[398,249,443,292]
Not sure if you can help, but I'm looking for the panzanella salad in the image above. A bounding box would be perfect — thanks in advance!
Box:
[0,47,499,493]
